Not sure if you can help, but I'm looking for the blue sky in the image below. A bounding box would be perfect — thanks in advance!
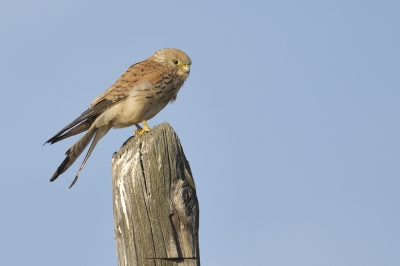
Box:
[1,1,399,265]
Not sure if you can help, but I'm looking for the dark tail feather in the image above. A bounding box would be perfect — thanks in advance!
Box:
[44,118,95,145]
[50,126,98,182]
[67,125,111,190]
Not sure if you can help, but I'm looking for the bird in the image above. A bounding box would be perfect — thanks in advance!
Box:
[44,48,191,190]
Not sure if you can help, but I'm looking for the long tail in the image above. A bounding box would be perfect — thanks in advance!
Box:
[50,125,98,183]
[66,125,111,190]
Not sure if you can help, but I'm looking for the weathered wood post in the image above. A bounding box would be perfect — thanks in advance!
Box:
[111,123,200,266]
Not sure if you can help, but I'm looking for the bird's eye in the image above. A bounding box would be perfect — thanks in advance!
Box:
[173,60,179,65]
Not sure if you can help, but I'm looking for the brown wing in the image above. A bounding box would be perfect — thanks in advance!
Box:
[45,59,167,145]
[89,60,166,107]
[44,97,127,145]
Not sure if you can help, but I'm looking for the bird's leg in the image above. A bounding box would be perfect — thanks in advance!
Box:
[139,120,151,136]
[134,124,143,136]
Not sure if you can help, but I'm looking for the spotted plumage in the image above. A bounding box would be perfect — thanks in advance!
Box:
[44,48,191,189]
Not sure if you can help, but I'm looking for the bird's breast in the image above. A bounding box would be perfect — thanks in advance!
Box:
[110,80,181,128]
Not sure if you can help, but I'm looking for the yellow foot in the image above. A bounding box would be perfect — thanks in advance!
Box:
[138,129,150,136]
[138,120,151,136]
[134,124,143,136]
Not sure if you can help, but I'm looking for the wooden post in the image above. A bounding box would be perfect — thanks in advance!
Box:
[111,123,200,266]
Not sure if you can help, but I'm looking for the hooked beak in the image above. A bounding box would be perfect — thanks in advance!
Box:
[182,64,190,74]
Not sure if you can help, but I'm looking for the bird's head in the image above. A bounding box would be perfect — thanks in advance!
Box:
[152,48,191,79]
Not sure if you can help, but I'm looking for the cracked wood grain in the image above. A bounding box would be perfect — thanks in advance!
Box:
[111,123,200,266]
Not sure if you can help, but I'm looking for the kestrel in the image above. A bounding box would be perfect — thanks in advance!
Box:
[44,48,191,189]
